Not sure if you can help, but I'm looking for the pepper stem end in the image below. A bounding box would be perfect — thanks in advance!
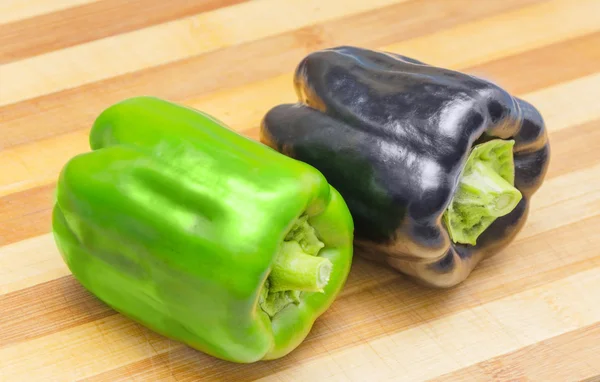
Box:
[259,215,330,318]
[444,139,522,246]
[270,241,332,293]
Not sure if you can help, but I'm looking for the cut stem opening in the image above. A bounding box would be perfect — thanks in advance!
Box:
[444,139,522,246]
[259,215,331,318]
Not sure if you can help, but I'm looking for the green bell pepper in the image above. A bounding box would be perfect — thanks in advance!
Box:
[52,96,354,363]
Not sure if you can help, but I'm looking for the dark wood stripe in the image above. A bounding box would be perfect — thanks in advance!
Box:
[2,117,596,247]
[0,0,542,149]
[0,184,55,246]
[0,0,248,64]
[466,32,600,95]
[0,275,115,349]
[431,323,600,381]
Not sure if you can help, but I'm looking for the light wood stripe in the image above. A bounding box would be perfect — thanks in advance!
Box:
[0,0,97,25]
[541,120,600,178]
[0,234,69,295]
[525,73,600,133]
[0,131,89,197]
[0,0,248,64]
[0,0,544,149]
[431,323,600,381]
[527,163,600,222]
[0,0,408,106]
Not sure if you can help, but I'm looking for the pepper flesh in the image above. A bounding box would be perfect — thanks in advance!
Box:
[52,96,354,363]
[260,46,550,288]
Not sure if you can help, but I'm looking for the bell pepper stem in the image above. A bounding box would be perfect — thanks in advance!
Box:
[269,241,332,293]
[259,216,332,317]
[459,161,522,216]
[444,139,522,245]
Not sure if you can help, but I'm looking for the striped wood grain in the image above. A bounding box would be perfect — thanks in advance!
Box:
[0,0,546,147]
[0,0,248,63]
[1,0,599,381]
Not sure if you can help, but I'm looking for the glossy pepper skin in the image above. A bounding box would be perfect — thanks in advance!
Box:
[260,46,550,288]
[52,96,354,363]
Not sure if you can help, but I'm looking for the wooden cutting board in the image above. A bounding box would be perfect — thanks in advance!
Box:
[1,0,600,380]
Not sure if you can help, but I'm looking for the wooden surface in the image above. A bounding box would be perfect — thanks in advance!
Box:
[1,0,599,380]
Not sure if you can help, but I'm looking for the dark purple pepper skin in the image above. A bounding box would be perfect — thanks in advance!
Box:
[260,46,550,287]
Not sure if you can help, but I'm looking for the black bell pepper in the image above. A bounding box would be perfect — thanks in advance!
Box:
[260,46,550,287]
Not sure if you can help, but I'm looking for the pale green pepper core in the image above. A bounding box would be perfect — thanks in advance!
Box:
[259,215,331,317]
[444,139,522,246]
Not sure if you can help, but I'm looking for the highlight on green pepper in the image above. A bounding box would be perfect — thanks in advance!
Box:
[52,96,354,363]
